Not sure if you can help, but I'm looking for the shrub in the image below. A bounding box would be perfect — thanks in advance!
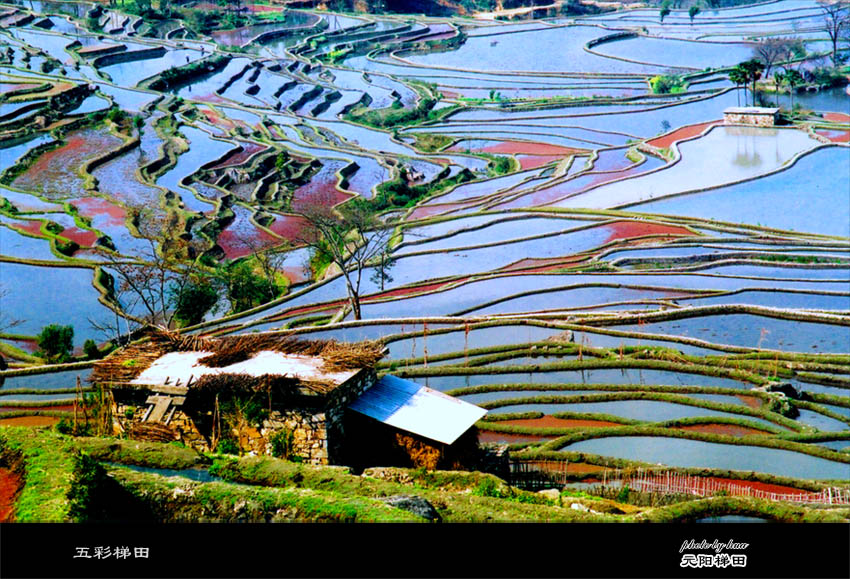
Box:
[217,261,279,314]
[106,107,127,124]
[55,239,80,256]
[216,439,240,455]
[37,324,74,362]
[269,429,295,460]
[473,477,504,498]
[172,280,219,327]
[487,155,514,176]
[649,74,687,95]
[83,339,102,360]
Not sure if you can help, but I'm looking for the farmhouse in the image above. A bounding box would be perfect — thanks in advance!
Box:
[723,106,780,127]
[91,331,486,468]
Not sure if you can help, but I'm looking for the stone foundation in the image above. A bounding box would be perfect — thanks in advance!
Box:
[110,368,378,465]
[114,402,208,450]
[723,112,777,126]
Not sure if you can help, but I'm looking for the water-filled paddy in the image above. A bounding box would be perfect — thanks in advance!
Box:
[633,146,850,236]
[414,367,754,392]
[614,313,850,353]
[0,368,92,391]
[592,36,755,69]
[12,127,122,200]
[386,324,569,359]
[678,290,850,311]
[563,436,849,479]
[695,515,771,523]
[404,26,665,74]
[397,216,589,255]
[252,268,849,330]
[155,125,235,212]
[102,48,206,87]
[557,126,820,209]
[0,262,112,343]
[492,399,780,429]
[0,221,59,260]
[0,184,63,212]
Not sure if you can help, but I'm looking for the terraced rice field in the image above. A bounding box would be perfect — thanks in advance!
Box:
[0,0,848,505]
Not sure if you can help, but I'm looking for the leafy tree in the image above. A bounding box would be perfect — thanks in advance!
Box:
[224,232,288,304]
[83,339,103,360]
[649,74,687,94]
[172,279,219,327]
[776,68,805,109]
[37,324,74,361]
[106,107,128,124]
[740,59,766,106]
[275,151,290,173]
[688,4,700,23]
[732,59,766,106]
[659,1,671,22]
[216,260,279,314]
[728,66,749,106]
[772,69,785,107]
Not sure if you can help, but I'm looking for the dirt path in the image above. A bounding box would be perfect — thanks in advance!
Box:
[0,467,22,522]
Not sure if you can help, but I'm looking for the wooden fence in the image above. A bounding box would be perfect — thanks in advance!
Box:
[508,461,850,505]
[599,468,850,505]
[508,459,569,490]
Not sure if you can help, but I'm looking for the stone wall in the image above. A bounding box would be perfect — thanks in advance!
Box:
[114,401,208,449]
[111,368,378,465]
[724,112,777,127]
[325,368,378,464]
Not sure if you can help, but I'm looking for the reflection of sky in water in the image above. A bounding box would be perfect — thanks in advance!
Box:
[557,126,819,208]
[634,146,850,236]
[1,262,113,343]
[565,436,849,479]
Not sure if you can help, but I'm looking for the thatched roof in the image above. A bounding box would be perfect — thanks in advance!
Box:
[91,329,384,396]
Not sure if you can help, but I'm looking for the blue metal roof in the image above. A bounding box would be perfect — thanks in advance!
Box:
[348,375,487,445]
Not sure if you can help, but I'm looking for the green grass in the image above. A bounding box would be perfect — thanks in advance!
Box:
[75,437,210,469]
[344,98,458,130]
[0,427,101,522]
[106,465,424,522]
[633,495,848,523]
[3,434,843,523]
[408,133,454,152]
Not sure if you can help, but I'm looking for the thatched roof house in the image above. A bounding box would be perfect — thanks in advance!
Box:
[92,331,486,468]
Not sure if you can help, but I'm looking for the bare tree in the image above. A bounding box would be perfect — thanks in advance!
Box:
[295,195,394,320]
[227,229,289,304]
[819,0,850,67]
[101,208,211,331]
[753,37,803,79]
[369,249,395,292]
